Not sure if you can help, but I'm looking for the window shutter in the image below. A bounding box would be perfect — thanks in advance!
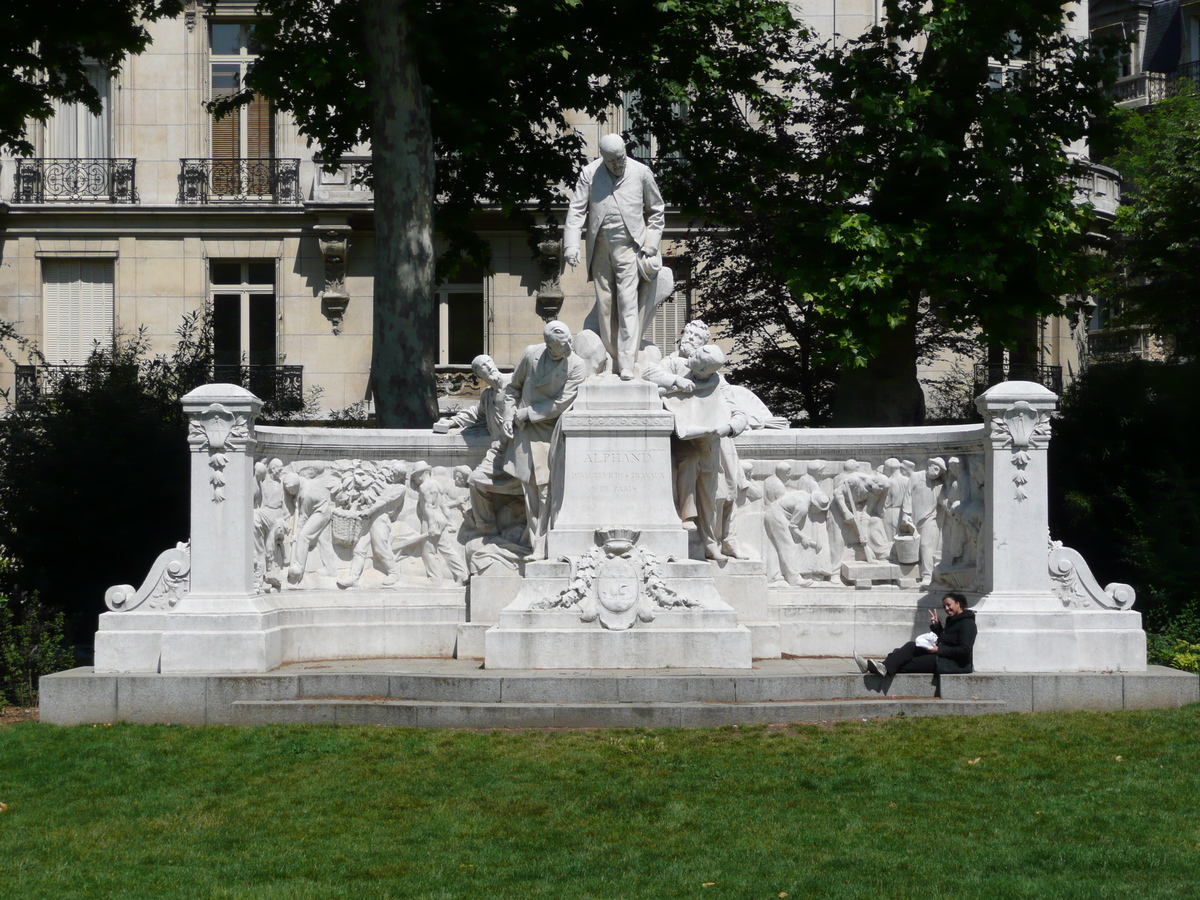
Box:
[211,64,240,160]
[647,262,691,351]
[247,93,273,159]
[647,294,689,351]
[43,260,114,364]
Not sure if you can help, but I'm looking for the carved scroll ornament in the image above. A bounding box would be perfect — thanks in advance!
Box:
[1048,538,1136,610]
[105,542,191,611]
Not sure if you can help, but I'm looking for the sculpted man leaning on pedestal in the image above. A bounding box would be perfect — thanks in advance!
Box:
[504,321,586,559]
[433,354,521,534]
[641,319,711,392]
[657,343,750,561]
[563,133,665,380]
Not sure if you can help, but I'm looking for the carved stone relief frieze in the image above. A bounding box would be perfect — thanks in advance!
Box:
[937,455,984,591]
[743,453,985,592]
[247,456,478,591]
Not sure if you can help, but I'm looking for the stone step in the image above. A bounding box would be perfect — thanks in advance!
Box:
[39,664,1197,726]
[296,671,945,703]
[229,697,1009,728]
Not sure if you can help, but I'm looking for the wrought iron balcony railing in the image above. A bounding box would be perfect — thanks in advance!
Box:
[15,363,303,411]
[14,363,138,407]
[177,158,301,204]
[973,363,1063,398]
[1088,326,1171,361]
[12,158,138,203]
[213,364,304,410]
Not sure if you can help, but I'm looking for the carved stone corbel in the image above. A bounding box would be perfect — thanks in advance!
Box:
[536,238,564,321]
[317,223,352,333]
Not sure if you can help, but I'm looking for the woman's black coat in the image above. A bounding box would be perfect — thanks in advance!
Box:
[932,609,977,674]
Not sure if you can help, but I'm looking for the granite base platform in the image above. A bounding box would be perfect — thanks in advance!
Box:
[40,658,1197,727]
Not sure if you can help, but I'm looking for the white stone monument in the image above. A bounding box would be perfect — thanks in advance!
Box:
[89,163,1144,676]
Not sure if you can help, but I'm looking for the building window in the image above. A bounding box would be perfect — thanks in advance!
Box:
[46,64,109,158]
[437,285,486,366]
[617,90,688,161]
[987,31,1029,90]
[645,259,692,350]
[211,260,277,367]
[42,259,114,364]
[210,22,273,194]
[1187,17,1200,66]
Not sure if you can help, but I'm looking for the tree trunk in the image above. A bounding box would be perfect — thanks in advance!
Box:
[830,295,925,427]
[362,0,437,427]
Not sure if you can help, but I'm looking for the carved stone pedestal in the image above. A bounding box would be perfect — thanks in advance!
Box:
[458,571,526,659]
[483,556,752,669]
[547,377,689,560]
[95,589,466,674]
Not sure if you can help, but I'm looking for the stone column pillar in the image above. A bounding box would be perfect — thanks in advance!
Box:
[971,380,1147,672]
[181,384,262,600]
[976,380,1057,597]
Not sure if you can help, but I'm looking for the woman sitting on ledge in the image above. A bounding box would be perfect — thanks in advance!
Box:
[856,592,976,677]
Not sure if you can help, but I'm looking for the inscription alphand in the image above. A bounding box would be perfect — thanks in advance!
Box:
[585,451,656,464]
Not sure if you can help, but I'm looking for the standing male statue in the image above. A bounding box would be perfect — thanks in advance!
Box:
[901,457,947,586]
[563,133,666,380]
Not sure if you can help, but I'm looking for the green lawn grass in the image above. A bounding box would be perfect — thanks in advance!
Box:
[1,708,1198,899]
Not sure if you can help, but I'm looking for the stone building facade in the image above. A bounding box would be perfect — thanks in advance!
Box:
[0,3,698,416]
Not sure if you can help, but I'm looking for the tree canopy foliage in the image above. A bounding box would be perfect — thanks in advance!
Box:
[693,0,1116,424]
[1107,84,1200,356]
[1,0,183,155]
[228,0,807,426]
[1050,358,1200,630]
